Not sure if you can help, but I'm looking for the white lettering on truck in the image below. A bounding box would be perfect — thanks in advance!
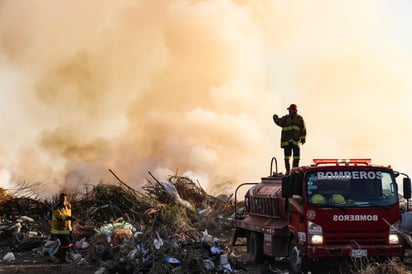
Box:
[317,171,382,180]
[333,215,378,221]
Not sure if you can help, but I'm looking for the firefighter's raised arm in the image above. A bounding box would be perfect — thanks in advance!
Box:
[273,114,279,124]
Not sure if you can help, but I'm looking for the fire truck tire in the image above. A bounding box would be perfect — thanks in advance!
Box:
[288,237,309,274]
[248,232,264,264]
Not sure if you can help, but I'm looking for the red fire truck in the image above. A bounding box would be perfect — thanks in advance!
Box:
[231,157,411,273]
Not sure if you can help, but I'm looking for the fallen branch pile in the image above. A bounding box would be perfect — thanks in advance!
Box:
[0,171,241,273]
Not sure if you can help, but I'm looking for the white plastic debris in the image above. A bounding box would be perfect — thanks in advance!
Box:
[201,229,215,245]
[153,231,164,249]
[43,239,60,256]
[203,259,215,270]
[198,207,212,216]
[127,249,138,260]
[3,252,15,262]
[97,223,114,234]
[75,237,89,249]
[20,215,34,223]
[29,231,39,236]
[175,196,194,211]
[171,239,180,249]
[158,180,179,196]
[96,223,114,243]
[75,237,86,249]
[158,180,194,211]
[219,253,228,265]
[134,231,143,239]
[229,251,242,258]
[94,267,107,274]
[15,222,22,233]
[222,263,233,272]
[81,241,89,249]
[112,221,136,232]
[72,253,82,262]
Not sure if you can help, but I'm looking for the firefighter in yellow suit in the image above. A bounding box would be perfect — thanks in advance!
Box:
[51,193,74,262]
[273,103,307,174]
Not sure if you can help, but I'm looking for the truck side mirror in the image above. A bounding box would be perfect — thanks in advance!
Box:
[403,177,411,200]
[292,173,303,196]
[282,176,292,198]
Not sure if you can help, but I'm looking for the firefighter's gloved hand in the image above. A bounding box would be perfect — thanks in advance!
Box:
[301,140,305,145]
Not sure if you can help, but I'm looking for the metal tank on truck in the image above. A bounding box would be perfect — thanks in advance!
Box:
[231,157,411,273]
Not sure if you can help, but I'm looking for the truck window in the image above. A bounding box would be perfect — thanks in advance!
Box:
[305,170,398,207]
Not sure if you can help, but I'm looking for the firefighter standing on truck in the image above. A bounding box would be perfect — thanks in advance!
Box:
[51,192,74,262]
[273,103,306,174]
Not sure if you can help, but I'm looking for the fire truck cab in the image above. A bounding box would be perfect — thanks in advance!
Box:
[231,157,411,273]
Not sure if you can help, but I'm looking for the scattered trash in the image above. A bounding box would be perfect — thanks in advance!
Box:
[201,229,216,245]
[198,207,212,217]
[66,251,82,263]
[19,216,35,223]
[211,241,223,255]
[3,252,15,262]
[203,258,215,270]
[153,231,164,250]
[42,239,60,256]
[0,173,240,273]
[75,237,89,249]
[111,228,133,245]
[166,257,181,266]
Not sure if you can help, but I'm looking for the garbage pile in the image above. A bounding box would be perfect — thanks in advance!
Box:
[0,172,245,273]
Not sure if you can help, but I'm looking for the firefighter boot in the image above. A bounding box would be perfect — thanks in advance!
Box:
[284,160,290,175]
[292,159,299,168]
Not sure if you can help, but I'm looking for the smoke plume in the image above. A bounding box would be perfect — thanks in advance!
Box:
[0,1,411,197]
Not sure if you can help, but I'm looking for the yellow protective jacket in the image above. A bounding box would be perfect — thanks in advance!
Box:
[273,114,306,148]
[51,203,72,235]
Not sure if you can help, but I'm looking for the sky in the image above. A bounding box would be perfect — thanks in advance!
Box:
[0,0,412,198]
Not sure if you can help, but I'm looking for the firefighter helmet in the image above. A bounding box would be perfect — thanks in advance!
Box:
[311,194,326,204]
[330,194,346,204]
[287,104,297,110]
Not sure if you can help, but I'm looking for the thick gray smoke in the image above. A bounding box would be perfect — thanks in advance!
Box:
[0,1,411,197]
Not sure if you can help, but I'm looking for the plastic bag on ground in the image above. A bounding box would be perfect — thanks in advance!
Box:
[42,239,61,256]
[153,231,164,249]
[3,252,15,262]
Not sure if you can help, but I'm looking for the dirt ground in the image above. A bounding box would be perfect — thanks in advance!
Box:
[3,233,412,274]
[0,246,96,274]
[2,245,411,274]
[0,264,95,274]
[1,245,269,274]
[1,252,412,274]
[0,258,96,274]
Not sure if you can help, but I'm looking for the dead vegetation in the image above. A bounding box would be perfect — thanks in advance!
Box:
[0,171,239,273]
[0,171,411,273]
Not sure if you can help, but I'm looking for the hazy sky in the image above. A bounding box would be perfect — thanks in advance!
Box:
[1,0,411,197]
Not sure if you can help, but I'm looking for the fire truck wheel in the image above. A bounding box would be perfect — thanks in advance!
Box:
[248,232,264,264]
[289,237,308,274]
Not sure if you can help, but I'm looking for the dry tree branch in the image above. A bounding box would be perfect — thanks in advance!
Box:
[108,169,138,196]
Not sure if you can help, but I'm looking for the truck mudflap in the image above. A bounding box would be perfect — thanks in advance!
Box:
[306,244,403,259]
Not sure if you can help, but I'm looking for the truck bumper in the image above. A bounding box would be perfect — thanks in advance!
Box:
[306,244,403,259]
